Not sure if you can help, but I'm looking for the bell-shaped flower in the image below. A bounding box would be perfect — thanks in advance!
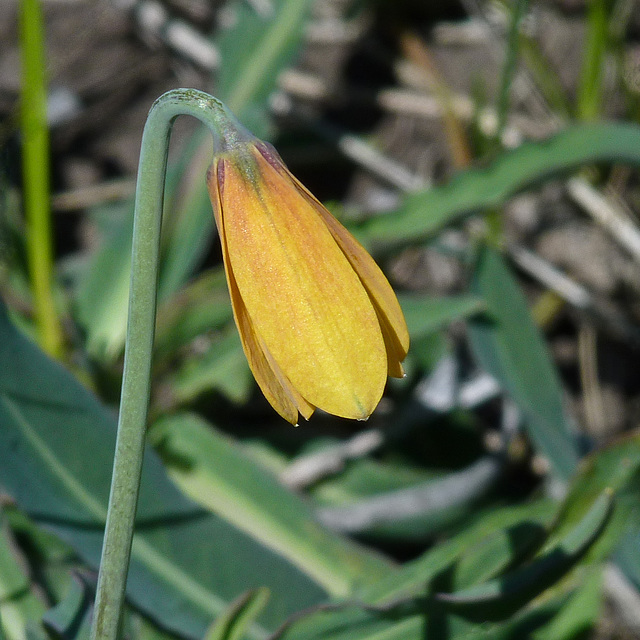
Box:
[206,126,409,425]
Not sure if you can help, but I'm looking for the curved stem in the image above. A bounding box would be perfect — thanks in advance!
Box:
[90,89,235,640]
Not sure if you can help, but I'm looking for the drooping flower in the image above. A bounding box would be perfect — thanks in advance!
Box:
[206,122,409,425]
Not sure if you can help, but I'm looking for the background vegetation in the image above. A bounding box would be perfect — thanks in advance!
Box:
[1,0,640,638]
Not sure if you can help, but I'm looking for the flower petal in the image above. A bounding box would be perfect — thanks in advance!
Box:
[217,150,387,420]
[208,165,314,424]
[286,172,409,378]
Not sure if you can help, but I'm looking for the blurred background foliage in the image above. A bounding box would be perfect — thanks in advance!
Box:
[2,0,640,638]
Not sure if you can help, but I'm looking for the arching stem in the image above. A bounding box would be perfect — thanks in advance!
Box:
[90,89,234,640]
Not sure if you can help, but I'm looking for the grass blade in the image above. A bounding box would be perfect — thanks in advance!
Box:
[358,122,640,249]
[18,0,63,357]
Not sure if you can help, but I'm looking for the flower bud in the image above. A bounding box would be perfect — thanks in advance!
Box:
[207,133,409,424]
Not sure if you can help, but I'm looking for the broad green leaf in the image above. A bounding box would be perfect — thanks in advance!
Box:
[357,122,640,249]
[274,581,579,640]
[0,515,46,640]
[0,302,331,639]
[275,501,563,640]
[273,495,597,640]
[274,589,585,640]
[468,245,579,480]
[203,589,269,640]
[276,486,613,640]
[150,413,392,597]
[445,592,587,640]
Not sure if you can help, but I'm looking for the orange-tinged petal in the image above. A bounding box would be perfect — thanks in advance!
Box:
[281,164,409,378]
[208,165,314,424]
[317,211,409,378]
[217,149,387,420]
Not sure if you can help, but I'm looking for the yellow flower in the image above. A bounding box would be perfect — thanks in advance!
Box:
[206,135,409,424]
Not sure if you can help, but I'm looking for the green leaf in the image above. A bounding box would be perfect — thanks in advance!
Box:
[42,576,92,640]
[154,268,232,363]
[616,527,640,591]
[275,587,580,640]
[548,431,640,545]
[315,458,502,541]
[444,591,590,640]
[0,302,332,639]
[274,520,609,640]
[530,567,603,640]
[359,499,556,605]
[468,245,579,480]
[0,514,46,640]
[73,202,133,362]
[451,519,547,591]
[203,589,269,640]
[215,0,314,138]
[274,501,557,640]
[357,122,640,249]
[6,509,76,606]
[275,603,425,640]
[312,459,436,506]
[548,431,640,585]
[434,491,612,619]
[150,413,392,597]
[275,575,585,640]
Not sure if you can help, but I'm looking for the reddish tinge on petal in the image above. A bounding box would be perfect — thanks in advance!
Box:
[207,139,409,424]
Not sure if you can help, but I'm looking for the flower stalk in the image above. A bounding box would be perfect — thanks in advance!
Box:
[90,89,235,640]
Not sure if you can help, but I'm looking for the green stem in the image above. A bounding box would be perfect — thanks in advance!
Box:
[90,89,235,640]
[577,0,613,122]
[496,0,529,140]
[19,0,64,357]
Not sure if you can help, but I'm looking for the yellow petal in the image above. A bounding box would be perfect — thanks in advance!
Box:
[217,150,387,420]
[286,171,410,377]
[208,165,315,424]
